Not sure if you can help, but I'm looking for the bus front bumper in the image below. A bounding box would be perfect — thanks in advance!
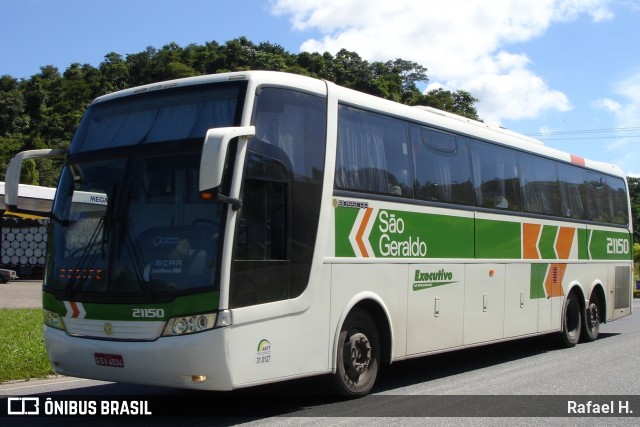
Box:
[44,326,234,391]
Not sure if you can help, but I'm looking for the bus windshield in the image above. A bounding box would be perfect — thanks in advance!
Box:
[69,82,244,153]
[44,82,246,302]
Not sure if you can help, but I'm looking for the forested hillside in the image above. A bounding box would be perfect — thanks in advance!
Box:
[0,37,478,186]
[0,37,637,240]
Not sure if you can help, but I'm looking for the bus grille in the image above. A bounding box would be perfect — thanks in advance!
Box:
[63,318,165,341]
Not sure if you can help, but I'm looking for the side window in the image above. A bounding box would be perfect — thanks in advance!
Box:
[585,172,609,223]
[411,126,472,205]
[606,176,629,225]
[470,141,521,211]
[583,172,629,225]
[519,153,561,216]
[335,105,413,197]
[557,163,585,220]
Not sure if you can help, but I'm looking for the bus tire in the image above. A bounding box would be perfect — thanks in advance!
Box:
[331,308,380,397]
[580,293,600,343]
[559,292,581,348]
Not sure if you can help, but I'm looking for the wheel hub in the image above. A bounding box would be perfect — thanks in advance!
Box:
[587,304,599,329]
[346,332,372,378]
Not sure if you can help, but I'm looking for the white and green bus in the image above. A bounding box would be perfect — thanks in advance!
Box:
[4,71,633,396]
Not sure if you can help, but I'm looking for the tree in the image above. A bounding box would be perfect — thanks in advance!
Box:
[100,52,130,93]
[416,87,480,120]
[629,177,640,243]
[0,75,27,135]
[126,46,158,86]
[20,159,39,185]
[384,59,428,98]
[0,38,482,186]
[0,135,24,179]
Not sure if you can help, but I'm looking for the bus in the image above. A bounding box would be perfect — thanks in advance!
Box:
[4,71,633,396]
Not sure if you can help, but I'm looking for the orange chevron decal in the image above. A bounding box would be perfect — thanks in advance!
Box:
[69,301,81,318]
[555,227,575,259]
[356,208,374,258]
[523,223,541,259]
[544,264,567,297]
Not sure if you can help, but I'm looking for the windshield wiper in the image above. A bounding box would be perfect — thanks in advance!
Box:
[63,217,104,299]
[120,217,154,301]
[101,183,118,252]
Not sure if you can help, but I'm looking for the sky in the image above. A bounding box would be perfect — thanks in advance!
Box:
[2,0,640,176]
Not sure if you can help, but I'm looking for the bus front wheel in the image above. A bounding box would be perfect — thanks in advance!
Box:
[559,292,582,348]
[331,308,380,397]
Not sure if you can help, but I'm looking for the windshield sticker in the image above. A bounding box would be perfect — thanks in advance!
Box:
[153,236,180,246]
[151,259,182,273]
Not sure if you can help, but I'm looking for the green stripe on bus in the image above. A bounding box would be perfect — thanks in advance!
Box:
[366,210,474,258]
[335,207,474,258]
[43,291,220,320]
[529,263,548,299]
[335,207,358,258]
[578,228,588,260]
[588,230,632,260]
[475,219,521,259]
[539,225,558,259]
[334,206,632,261]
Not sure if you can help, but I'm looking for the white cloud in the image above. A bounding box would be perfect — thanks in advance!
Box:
[270,0,614,123]
[591,98,622,113]
[466,69,572,124]
[609,71,640,175]
[583,70,640,176]
[614,71,640,114]
[538,126,553,135]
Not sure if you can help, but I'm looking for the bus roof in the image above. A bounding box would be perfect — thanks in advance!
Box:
[90,70,627,179]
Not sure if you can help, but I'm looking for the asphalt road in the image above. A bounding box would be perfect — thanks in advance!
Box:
[0,280,42,308]
[1,285,639,426]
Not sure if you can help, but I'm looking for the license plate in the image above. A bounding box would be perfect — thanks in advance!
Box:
[94,353,124,368]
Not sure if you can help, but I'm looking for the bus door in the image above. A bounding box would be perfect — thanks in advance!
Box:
[229,142,291,308]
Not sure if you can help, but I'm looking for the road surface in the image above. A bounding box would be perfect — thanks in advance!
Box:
[1,298,638,426]
[0,280,41,308]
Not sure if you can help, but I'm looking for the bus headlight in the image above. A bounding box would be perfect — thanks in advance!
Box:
[162,313,217,336]
[43,309,65,331]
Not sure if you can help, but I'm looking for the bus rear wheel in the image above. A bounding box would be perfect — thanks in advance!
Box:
[331,308,380,397]
[559,292,581,348]
[580,294,600,343]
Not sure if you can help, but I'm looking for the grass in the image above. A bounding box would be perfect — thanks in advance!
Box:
[0,308,55,383]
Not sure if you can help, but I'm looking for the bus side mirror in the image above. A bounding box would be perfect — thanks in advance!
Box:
[200,126,255,209]
[4,148,67,211]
